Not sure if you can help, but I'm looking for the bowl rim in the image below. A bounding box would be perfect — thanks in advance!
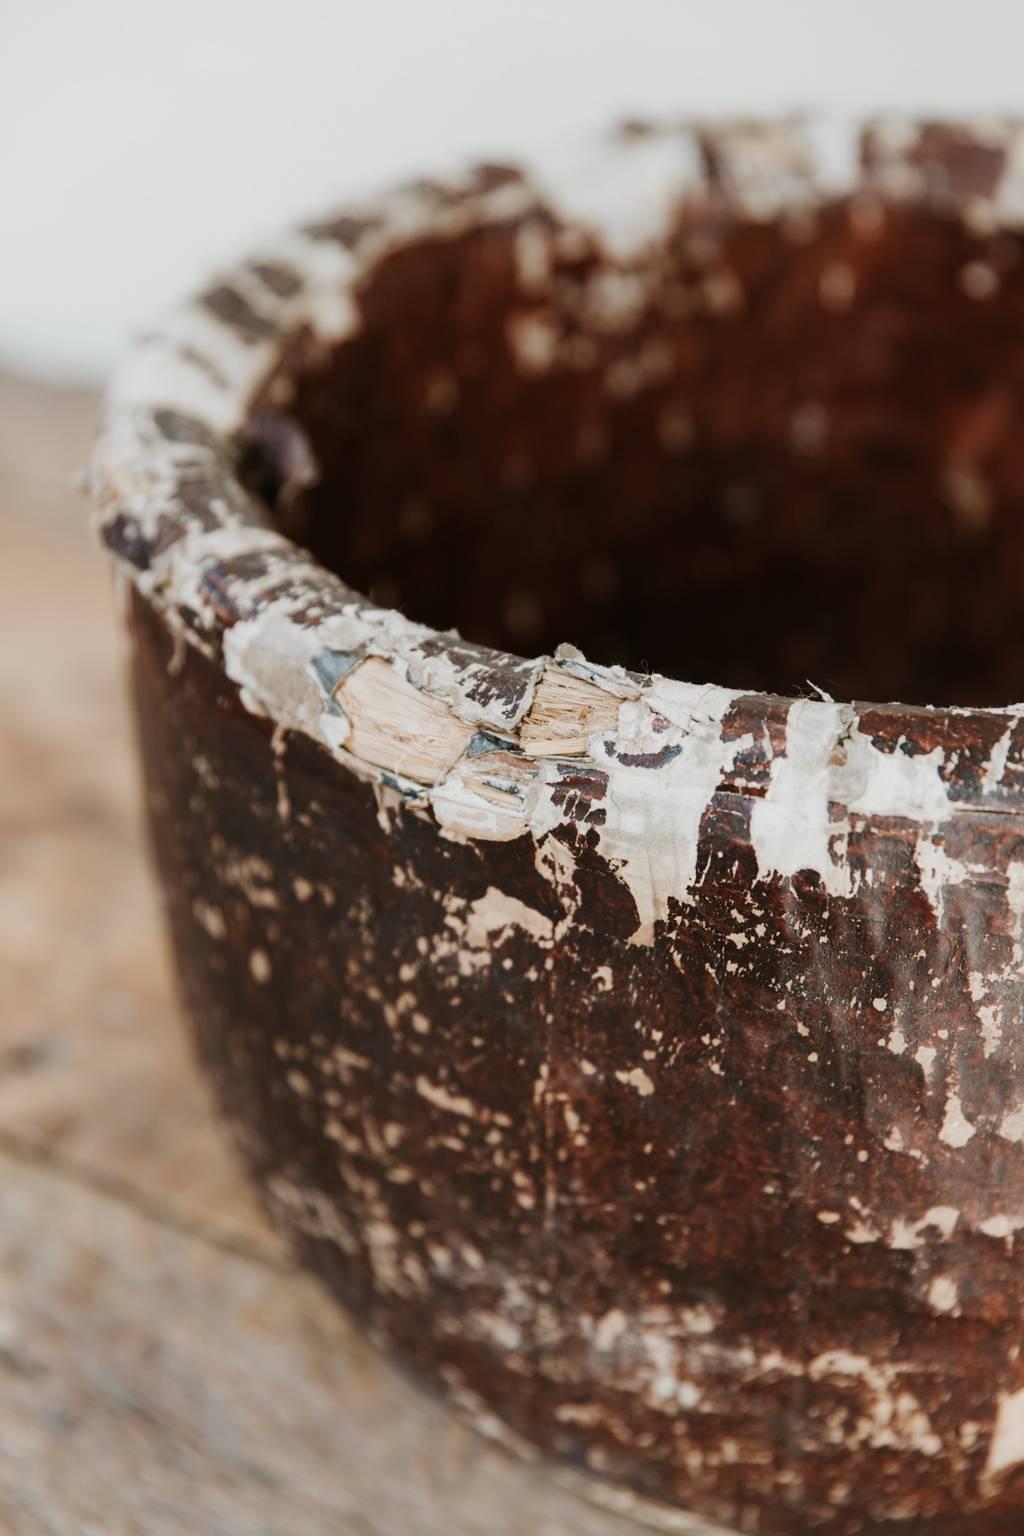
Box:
[90,113,1024,919]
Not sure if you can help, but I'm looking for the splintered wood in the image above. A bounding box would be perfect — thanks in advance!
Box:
[337,656,474,784]
[520,664,622,756]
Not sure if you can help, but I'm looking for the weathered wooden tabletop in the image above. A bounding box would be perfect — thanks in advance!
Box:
[0,371,654,1536]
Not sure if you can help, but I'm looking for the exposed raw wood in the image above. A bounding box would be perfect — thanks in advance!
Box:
[338,656,475,784]
[519,664,623,756]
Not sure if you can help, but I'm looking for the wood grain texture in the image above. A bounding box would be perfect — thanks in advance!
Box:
[0,371,648,1536]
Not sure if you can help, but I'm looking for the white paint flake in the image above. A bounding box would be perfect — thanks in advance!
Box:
[987,1387,1024,1479]
[615,1067,655,1098]
[940,1093,977,1149]
[248,948,272,983]
[927,1276,958,1313]
[749,699,851,895]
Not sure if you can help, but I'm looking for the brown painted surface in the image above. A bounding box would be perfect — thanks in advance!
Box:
[94,121,1024,1534]
[129,586,1024,1534]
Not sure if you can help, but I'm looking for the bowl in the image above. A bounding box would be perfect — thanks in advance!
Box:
[91,116,1024,1535]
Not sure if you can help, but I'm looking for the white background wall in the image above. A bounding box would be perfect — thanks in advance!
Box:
[4,0,1024,380]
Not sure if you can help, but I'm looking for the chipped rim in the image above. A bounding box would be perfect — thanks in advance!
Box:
[90,114,1024,908]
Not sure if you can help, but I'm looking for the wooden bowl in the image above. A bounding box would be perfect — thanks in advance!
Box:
[92,117,1024,1535]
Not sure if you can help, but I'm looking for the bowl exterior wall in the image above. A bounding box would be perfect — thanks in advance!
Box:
[128,587,1024,1535]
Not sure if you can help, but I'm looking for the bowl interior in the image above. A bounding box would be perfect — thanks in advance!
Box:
[242,171,1024,708]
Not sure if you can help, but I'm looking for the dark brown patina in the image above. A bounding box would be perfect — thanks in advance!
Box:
[94,119,1024,1534]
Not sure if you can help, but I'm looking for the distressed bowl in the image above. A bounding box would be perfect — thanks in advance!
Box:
[93,117,1024,1535]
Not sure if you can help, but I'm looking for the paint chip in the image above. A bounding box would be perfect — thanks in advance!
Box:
[615,1066,655,1098]
[249,948,272,983]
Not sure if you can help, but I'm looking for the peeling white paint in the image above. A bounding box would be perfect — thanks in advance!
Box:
[999,1105,1024,1143]
[615,1067,655,1098]
[987,1387,1024,1479]
[748,699,851,896]
[940,1093,977,1150]
[527,129,704,259]
[460,888,556,948]
[927,1275,959,1313]
[979,1214,1024,1239]
[583,683,743,942]
[248,948,272,983]
[415,1076,478,1119]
